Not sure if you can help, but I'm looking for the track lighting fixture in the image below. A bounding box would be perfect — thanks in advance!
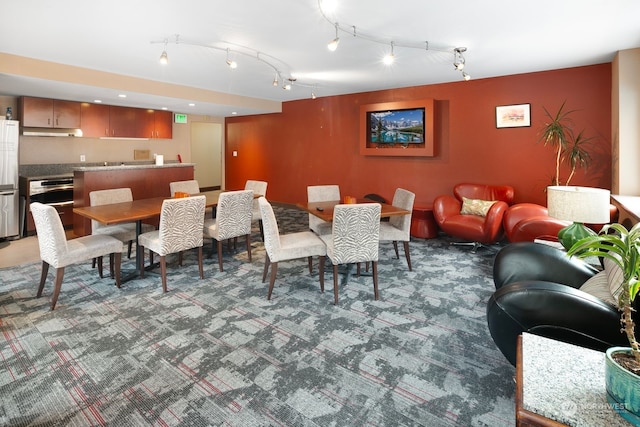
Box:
[383,42,395,65]
[159,50,168,65]
[319,0,471,81]
[226,48,238,69]
[453,47,466,71]
[462,72,471,81]
[159,39,169,65]
[272,75,279,86]
[327,23,340,51]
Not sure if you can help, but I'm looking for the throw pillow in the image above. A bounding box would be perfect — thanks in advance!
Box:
[579,270,616,306]
[604,256,625,305]
[460,197,497,217]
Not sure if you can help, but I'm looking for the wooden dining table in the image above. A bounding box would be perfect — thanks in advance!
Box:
[73,191,223,281]
[297,198,411,221]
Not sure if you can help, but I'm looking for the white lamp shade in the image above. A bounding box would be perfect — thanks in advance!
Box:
[547,186,610,224]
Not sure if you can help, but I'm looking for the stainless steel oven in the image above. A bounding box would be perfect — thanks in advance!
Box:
[29,177,74,208]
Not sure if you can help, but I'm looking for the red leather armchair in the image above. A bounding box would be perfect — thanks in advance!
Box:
[433,183,515,251]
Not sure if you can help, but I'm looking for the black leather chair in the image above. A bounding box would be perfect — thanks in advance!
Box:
[487,242,632,366]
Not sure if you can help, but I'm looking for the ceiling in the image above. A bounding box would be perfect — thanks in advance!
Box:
[1,0,639,117]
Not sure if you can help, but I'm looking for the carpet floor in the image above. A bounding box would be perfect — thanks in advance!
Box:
[0,205,515,426]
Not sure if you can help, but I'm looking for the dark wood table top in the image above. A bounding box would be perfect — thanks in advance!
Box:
[297,198,411,222]
[73,190,222,225]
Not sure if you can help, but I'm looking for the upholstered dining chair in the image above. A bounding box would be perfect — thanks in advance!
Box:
[203,189,254,272]
[258,197,326,300]
[30,202,123,310]
[320,203,381,304]
[378,188,415,271]
[169,179,213,217]
[138,195,206,293]
[244,180,268,238]
[307,184,340,235]
[89,188,154,274]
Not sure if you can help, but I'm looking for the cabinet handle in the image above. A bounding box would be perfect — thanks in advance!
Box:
[105,128,109,136]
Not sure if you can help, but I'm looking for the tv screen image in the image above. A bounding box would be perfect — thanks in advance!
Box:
[368,107,425,144]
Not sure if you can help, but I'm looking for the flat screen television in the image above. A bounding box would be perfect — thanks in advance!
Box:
[367,107,425,144]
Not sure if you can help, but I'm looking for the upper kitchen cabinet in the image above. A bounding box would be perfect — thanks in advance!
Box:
[152,110,173,139]
[108,106,144,137]
[80,102,110,137]
[19,97,81,128]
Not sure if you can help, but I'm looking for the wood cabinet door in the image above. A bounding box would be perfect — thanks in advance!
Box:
[53,100,81,128]
[140,109,156,138]
[81,103,110,137]
[20,97,54,127]
[109,106,140,137]
[154,110,173,139]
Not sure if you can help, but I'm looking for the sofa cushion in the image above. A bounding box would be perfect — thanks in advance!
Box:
[580,270,616,306]
[604,256,625,304]
[460,197,496,217]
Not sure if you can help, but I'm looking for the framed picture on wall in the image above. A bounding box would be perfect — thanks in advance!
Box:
[496,103,531,128]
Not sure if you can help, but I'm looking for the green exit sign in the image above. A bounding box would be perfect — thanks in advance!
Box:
[174,113,188,124]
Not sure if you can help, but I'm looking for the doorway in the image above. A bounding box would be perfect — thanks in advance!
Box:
[190,122,222,191]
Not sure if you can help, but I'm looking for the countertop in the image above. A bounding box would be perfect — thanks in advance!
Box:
[522,333,630,426]
[19,162,193,179]
[73,163,194,172]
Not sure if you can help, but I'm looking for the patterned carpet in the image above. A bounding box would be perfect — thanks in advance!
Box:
[0,205,515,426]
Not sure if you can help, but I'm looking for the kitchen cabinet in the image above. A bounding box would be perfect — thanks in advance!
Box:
[80,105,172,138]
[143,109,173,139]
[19,97,81,128]
[80,102,110,137]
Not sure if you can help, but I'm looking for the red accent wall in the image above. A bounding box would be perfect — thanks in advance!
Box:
[225,64,611,207]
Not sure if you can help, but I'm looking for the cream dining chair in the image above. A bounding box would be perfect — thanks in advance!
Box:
[203,189,254,272]
[378,188,415,271]
[138,195,206,293]
[169,179,213,217]
[320,203,381,304]
[89,188,154,274]
[258,197,326,300]
[307,185,340,235]
[30,202,123,310]
[244,180,268,238]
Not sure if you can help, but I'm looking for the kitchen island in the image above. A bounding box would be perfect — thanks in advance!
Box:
[73,163,195,236]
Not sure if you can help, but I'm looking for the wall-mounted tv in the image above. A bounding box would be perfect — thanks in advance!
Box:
[367,107,425,144]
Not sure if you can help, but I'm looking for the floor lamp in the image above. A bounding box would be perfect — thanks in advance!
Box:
[547,186,611,250]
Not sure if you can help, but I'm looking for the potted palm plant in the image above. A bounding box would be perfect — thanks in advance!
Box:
[568,223,640,424]
[539,101,593,186]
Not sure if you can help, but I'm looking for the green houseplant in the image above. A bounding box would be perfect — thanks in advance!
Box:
[568,223,640,422]
[539,101,593,186]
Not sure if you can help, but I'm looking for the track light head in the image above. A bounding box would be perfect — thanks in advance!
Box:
[453,47,466,70]
[327,23,340,51]
[159,50,168,65]
[462,72,471,81]
[383,42,395,65]
[226,59,238,69]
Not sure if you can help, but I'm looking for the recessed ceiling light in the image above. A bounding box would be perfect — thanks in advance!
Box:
[94,99,102,103]
[188,103,195,107]
[161,107,168,110]
[118,94,127,98]
[231,111,237,115]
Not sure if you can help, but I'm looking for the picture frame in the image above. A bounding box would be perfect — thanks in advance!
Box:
[360,99,435,157]
[496,103,531,128]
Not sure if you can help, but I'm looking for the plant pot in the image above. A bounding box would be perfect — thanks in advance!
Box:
[605,347,640,425]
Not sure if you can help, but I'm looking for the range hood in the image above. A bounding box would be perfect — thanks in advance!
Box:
[21,127,83,137]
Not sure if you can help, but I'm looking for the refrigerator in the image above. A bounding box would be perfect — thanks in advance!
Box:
[0,120,19,239]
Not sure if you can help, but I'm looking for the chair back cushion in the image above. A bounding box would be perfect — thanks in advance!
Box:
[307,185,340,202]
[216,190,254,240]
[454,183,514,205]
[158,195,206,254]
[258,197,281,259]
[169,180,200,197]
[389,188,415,232]
[89,188,133,232]
[328,203,381,264]
[30,202,68,265]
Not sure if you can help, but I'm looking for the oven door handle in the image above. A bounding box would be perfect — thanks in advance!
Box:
[47,201,74,208]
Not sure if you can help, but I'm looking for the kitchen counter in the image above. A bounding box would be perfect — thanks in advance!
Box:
[73,163,194,172]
